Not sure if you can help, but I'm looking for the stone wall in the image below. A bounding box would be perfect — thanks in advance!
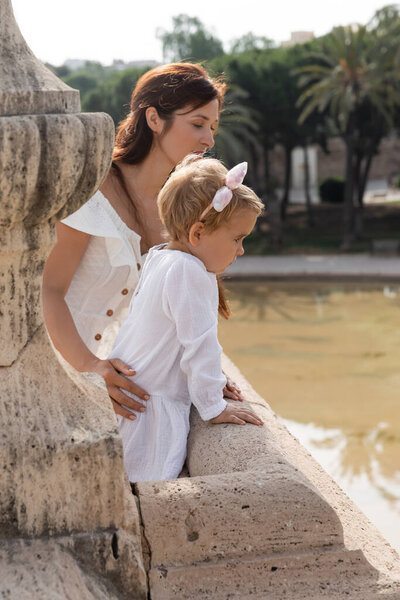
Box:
[269,137,400,192]
[0,1,148,597]
[136,355,400,599]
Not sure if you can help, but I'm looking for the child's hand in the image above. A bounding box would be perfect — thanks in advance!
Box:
[223,375,244,402]
[210,403,264,426]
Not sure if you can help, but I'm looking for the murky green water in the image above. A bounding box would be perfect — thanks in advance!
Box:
[219,280,400,553]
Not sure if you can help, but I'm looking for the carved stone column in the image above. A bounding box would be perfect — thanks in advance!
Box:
[0,2,147,597]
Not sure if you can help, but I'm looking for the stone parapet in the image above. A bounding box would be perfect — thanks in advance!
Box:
[0,110,114,365]
[0,1,148,597]
[136,354,400,599]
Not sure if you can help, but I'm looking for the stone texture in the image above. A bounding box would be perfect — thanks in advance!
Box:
[1,328,132,536]
[0,111,114,366]
[137,469,344,567]
[149,550,400,600]
[0,536,148,600]
[0,1,148,597]
[0,0,80,116]
[135,354,400,599]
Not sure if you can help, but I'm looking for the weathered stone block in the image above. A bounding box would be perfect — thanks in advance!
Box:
[149,549,398,600]
[0,536,147,600]
[137,469,343,568]
[0,327,140,537]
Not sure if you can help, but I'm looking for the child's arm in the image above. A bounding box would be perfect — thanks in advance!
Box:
[164,259,262,425]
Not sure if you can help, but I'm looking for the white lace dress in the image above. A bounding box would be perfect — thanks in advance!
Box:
[61,190,144,358]
[109,245,227,483]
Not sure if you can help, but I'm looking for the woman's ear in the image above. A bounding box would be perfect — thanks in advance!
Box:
[145,106,164,134]
[188,222,206,247]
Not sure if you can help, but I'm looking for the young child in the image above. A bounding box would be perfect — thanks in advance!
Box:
[109,155,264,482]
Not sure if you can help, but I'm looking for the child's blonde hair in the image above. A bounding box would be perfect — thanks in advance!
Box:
[158,155,264,241]
[157,155,264,320]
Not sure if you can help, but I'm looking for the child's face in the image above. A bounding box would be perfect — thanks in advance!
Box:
[194,208,258,274]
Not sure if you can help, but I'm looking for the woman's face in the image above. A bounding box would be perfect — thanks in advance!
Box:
[158,98,220,167]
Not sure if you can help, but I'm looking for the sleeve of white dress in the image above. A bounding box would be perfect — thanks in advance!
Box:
[163,258,227,421]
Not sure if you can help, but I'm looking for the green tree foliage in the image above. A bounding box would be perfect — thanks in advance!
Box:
[82,67,148,124]
[229,32,274,54]
[211,44,326,220]
[63,73,98,97]
[211,85,263,182]
[296,9,400,247]
[46,63,71,78]
[157,14,224,62]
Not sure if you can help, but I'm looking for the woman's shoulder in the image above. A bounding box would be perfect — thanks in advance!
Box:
[61,190,140,242]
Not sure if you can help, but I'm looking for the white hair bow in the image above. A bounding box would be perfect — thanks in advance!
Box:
[200,162,248,220]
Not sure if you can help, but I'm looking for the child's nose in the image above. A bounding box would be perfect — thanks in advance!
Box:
[237,244,245,256]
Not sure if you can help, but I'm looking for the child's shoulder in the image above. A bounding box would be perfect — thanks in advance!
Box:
[167,249,210,273]
[157,249,216,287]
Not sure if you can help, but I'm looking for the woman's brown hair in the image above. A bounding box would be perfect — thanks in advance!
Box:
[111,64,228,316]
[110,62,226,241]
[113,62,226,166]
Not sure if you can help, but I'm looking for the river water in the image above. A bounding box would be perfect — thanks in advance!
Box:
[219,280,400,553]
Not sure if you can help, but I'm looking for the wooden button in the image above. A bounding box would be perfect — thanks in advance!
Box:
[94,333,102,341]
[121,288,128,295]
[137,262,141,271]
[106,309,113,316]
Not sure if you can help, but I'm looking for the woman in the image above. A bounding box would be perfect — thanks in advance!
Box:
[43,62,241,420]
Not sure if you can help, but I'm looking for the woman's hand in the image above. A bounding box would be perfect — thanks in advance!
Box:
[210,403,264,426]
[92,357,150,420]
[223,375,244,402]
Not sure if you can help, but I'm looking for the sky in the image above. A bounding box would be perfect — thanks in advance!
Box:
[11,0,390,66]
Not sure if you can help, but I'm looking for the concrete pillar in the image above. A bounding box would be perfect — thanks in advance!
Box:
[0,2,147,597]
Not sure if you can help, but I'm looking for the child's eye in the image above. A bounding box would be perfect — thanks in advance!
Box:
[192,124,202,128]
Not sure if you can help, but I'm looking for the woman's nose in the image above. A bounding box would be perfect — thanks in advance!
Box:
[202,128,215,149]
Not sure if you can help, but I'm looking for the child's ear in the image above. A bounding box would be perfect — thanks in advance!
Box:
[188,222,206,246]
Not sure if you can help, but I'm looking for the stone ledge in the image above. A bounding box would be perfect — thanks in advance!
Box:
[149,549,400,600]
[136,469,344,567]
[134,353,400,598]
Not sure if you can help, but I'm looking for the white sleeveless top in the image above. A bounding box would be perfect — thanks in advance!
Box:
[61,190,144,358]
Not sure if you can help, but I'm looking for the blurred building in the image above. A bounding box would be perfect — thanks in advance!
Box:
[63,58,158,71]
[64,58,86,70]
[269,137,400,204]
[281,31,315,47]
[111,59,158,70]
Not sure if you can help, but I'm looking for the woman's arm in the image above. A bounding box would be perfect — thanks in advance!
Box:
[42,222,149,420]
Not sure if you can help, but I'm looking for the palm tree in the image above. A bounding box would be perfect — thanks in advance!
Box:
[296,22,400,248]
[211,85,264,188]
